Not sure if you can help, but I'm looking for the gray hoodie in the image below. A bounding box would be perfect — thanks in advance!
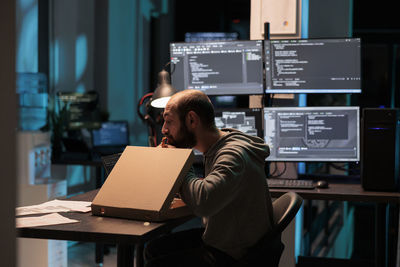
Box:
[179,128,274,259]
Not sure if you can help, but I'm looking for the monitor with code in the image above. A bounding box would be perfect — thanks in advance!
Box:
[214,108,263,138]
[193,108,263,158]
[264,38,361,94]
[170,40,264,95]
[263,106,360,162]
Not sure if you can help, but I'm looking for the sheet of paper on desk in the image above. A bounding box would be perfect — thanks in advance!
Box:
[16,213,79,228]
[16,199,92,216]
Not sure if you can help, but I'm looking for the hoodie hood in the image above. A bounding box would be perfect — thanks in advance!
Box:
[204,128,270,163]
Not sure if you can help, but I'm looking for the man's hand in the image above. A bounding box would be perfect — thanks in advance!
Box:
[161,137,168,148]
[158,137,176,148]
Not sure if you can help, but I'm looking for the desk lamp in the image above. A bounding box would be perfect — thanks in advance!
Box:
[137,69,176,146]
[150,70,177,108]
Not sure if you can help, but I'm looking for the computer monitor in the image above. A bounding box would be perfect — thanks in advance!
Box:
[263,106,360,162]
[91,121,129,155]
[184,32,239,42]
[214,108,264,139]
[264,38,361,94]
[170,40,264,95]
[57,92,102,130]
[193,108,263,159]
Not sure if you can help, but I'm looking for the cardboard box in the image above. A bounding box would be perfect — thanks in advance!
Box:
[91,146,194,221]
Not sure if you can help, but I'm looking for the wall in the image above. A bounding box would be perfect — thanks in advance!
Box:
[50,0,94,94]
[49,0,154,194]
[0,0,17,266]
[16,0,38,73]
[150,0,176,90]
[49,0,96,194]
[107,0,150,145]
[308,0,352,38]
[50,0,150,147]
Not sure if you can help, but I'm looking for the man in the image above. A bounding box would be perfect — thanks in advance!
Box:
[144,89,276,267]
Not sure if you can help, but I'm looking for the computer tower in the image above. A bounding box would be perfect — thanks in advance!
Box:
[361,108,400,191]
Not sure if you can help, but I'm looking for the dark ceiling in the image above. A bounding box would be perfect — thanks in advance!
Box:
[173,0,400,42]
[173,0,251,41]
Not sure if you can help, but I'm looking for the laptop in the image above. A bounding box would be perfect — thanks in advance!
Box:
[101,152,122,178]
[92,146,195,222]
[91,121,129,156]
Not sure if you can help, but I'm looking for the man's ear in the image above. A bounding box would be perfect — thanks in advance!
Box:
[186,111,199,129]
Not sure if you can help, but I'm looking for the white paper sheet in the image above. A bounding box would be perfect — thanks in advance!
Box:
[16,199,92,216]
[16,213,79,228]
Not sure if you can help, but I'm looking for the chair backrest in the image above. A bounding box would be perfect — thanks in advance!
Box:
[232,192,303,267]
[272,191,303,234]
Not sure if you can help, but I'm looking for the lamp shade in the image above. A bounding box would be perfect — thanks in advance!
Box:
[150,70,177,108]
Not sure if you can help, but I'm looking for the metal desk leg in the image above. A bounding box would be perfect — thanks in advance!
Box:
[375,203,388,267]
[117,244,135,267]
[95,166,105,265]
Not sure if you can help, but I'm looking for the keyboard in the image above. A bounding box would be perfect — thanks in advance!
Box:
[267,178,315,189]
[101,153,122,177]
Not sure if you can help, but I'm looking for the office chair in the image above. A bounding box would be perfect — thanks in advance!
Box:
[272,191,303,236]
[235,191,303,267]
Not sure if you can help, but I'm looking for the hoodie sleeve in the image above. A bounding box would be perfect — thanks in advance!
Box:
[179,145,247,217]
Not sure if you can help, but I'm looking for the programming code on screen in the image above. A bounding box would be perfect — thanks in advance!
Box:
[264,107,360,161]
[194,108,263,157]
[264,38,361,93]
[214,108,263,138]
[170,40,264,95]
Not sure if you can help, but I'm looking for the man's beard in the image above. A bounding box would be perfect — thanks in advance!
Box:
[167,123,197,148]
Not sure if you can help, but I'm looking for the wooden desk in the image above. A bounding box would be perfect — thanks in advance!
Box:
[269,183,400,267]
[269,183,400,204]
[17,190,193,267]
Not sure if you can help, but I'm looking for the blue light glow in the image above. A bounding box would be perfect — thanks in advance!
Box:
[161,0,168,14]
[75,83,86,93]
[75,34,88,82]
[348,0,354,37]
[16,0,38,72]
[141,0,154,20]
[301,0,309,39]
[19,0,35,9]
[295,205,304,262]
[368,127,390,130]
[391,46,397,108]
[53,39,60,85]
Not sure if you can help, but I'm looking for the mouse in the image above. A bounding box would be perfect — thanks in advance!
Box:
[316,180,329,188]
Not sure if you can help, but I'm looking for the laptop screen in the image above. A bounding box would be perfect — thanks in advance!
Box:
[92,121,129,147]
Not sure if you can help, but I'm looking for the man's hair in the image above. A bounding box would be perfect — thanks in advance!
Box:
[175,90,216,130]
